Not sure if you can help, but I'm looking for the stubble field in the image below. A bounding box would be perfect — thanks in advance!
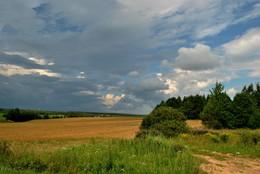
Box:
[0,117,143,141]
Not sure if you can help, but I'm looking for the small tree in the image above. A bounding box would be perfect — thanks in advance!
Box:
[200,82,232,129]
[229,92,256,128]
[180,94,206,119]
[5,108,21,122]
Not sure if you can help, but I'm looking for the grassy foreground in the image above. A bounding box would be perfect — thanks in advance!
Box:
[0,136,203,174]
[0,119,259,174]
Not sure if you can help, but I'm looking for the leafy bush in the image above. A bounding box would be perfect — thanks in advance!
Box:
[219,133,229,143]
[204,133,220,143]
[237,131,260,146]
[140,106,186,130]
[150,120,189,138]
[140,107,188,137]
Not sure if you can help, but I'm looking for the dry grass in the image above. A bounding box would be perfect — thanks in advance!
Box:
[0,117,205,142]
[186,120,204,128]
[0,117,143,141]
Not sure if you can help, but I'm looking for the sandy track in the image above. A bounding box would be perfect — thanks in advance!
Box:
[0,117,142,141]
[196,152,260,174]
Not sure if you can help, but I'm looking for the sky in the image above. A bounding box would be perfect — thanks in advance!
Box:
[0,0,259,114]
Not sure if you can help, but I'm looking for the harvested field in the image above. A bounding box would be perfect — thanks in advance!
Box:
[0,117,143,141]
[186,120,204,128]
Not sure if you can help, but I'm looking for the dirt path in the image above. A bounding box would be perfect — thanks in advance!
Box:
[196,151,260,174]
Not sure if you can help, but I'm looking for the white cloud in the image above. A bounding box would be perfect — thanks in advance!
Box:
[227,59,260,78]
[0,64,60,77]
[175,44,220,71]
[28,57,47,65]
[226,88,237,97]
[99,94,126,108]
[3,51,54,66]
[3,51,29,57]
[128,71,139,77]
[223,28,260,60]
[161,59,173,68]
[157,68,235,97]
[78,90,99,96]
[77,72,87,79]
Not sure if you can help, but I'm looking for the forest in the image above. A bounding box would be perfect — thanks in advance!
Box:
[151,82,259,129]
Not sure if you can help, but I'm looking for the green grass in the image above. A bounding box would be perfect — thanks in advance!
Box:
[178,129,260,158]
[0,136,204,174]
[0,126,259,173]
[0,116,7,123]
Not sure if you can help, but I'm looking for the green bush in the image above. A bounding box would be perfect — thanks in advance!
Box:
[151,120,189,138]
[140,106,186,130]
[140,107,188,137]
[204,133,220,143]
[237,131,260,146]
[219,133,229,143]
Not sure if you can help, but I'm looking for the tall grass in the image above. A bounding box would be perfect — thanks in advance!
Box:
[179,129,260,158]
[0,136,203,174]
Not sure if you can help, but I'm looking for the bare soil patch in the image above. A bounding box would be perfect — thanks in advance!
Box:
[186,120,204,128]
[196,151,260,174]
[0,117,142,141]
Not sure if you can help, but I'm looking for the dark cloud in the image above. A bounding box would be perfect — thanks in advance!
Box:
[0,53,43,69]
[0,1,259,114]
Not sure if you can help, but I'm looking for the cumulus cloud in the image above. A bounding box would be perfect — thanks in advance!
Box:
[223,28,260,60]
[157,68,236,97]
[175,44,220,71]
[0,1,259,114]
[99,94,126,108]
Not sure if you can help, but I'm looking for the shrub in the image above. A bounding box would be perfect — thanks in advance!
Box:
[219,133,229,143]
[204,133,220,143]
[140,106,186,130]
[150,120,189,138]
[140,107,188,137]
[237,131,260,146]
[135,130,152,139]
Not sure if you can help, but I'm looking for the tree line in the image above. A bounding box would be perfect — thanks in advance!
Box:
[154,82,260,129]
[1,108,144,122]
